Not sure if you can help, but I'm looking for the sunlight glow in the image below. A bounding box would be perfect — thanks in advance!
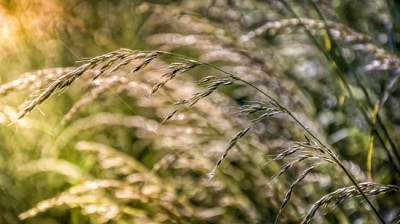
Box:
[0,9,18,48]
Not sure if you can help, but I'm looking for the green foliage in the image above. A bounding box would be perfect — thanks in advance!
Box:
[0,0,400,223]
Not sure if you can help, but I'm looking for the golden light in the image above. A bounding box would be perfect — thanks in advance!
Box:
[0,8,18,47]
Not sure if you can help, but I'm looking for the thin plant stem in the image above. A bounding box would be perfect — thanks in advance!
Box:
[275,1,387,223]
[307,0,400,170]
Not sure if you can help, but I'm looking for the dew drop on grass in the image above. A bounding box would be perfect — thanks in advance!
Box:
[207,171,215,181]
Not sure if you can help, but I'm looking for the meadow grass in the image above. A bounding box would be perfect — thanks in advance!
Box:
[0,1,399,223]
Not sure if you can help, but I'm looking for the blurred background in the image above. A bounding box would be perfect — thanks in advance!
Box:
[0,0,399,223]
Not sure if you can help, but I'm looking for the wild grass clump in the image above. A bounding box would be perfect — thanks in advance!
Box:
[302,182,400,224]
[0,1,399,224]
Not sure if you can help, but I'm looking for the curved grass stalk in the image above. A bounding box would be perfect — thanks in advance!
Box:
[306,0,400,173]
[275,1,397,222]
[301,182,400,224]
[205,60,385,223]
[14,48,389,223]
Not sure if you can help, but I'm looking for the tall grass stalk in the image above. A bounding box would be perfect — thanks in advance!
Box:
[14,48,397,223]
[1,1,399,223]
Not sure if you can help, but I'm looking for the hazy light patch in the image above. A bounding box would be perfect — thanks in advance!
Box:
[0,10,18,48]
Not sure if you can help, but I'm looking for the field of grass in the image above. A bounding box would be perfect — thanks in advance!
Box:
[0,0,400,223]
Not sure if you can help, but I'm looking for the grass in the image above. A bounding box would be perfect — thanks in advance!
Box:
[0,0,399,223]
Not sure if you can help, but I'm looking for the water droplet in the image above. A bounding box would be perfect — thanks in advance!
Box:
[207,171,215,181]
